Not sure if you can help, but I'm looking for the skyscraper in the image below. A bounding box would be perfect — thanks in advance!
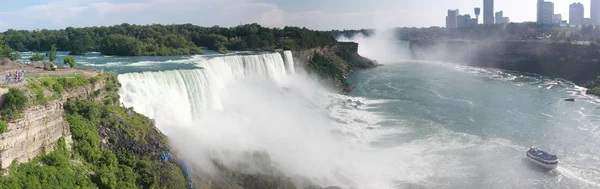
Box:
[541,1,554,24]
[483,0,494,24]
[446,9,459,29]
[537,0,544,23]
[570,2,584,26]
[538,0,554,25]
[592,0,600,25]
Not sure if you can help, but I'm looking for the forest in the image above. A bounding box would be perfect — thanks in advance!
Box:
[0,23,338,56]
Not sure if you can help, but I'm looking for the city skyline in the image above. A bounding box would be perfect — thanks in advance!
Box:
[0,0,597,31]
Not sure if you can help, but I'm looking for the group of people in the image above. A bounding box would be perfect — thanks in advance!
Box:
[3,70,26,84]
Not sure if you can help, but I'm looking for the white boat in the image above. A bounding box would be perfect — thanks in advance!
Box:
[526,147,559,170]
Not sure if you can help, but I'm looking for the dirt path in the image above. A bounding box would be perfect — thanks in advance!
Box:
[1,62,99,78]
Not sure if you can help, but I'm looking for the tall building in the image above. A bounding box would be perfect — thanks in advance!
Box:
[552,14,562,23]
[446,9,459,28]
[475,7,481,24]
[570,2,584,26]
[483,0,494,24]
[537,0,544,23]
[540,1,554,24]
[495,11,510,24]
[592,0,600,25]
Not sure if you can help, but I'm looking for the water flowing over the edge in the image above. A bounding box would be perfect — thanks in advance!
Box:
[117,50,398,189]
[118,51,294,121]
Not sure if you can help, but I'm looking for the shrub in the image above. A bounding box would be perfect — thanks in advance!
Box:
[0,120,7,133]
[1,88,28,120]
[52,83,64,96]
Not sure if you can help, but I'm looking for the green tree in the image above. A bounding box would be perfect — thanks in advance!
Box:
[29,53,45,63]
[99,34,142,56]
[1,88,28,121]
[63,56,76,68]
[46,45,57,62]
[0,44,20,61]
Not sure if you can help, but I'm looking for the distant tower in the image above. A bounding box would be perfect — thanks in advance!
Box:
[569,3,584,26]
[446,9,459,29]
[475,7,481,24]
[592,0,600,25]
[537,0,544,24]
[483,0,494,24]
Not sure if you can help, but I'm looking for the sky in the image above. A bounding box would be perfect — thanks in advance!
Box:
[0,0,593,31]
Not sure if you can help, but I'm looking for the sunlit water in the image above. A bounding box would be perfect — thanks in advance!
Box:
[348,61,600,189]
[33,49,600,188]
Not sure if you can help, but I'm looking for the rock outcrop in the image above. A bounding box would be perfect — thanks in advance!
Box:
[0,79,106,170]
[292,42,377,93]
[0,101,72,169]
[409,40,600,85]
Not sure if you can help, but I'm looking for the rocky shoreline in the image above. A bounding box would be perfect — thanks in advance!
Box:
[409,40,600,95]
[292,42,378,94]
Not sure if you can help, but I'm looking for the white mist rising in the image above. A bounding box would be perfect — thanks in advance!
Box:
[117,52,461,189]
[336,29,410,64]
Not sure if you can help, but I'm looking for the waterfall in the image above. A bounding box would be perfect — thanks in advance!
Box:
[283,51,295,74]
[118,52,291,131]
[116,50,390,188]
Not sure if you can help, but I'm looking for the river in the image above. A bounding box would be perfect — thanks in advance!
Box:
[24,49,600,189]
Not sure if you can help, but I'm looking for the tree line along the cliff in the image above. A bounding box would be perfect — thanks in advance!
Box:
[0,23,338,56]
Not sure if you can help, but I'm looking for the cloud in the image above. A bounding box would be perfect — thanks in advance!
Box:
[0,0,438,31]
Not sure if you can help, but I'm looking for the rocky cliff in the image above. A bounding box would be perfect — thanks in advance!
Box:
[409,40,600,86]
[292,42,377,93]
[0,77,106,170]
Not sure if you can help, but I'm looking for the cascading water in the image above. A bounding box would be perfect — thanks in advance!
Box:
[118,52,290,125]
[117,51,407,188]
[283,51,295,74]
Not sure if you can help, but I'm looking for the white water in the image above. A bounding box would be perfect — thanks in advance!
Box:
[283,51,296,75]
[118,51,398,188]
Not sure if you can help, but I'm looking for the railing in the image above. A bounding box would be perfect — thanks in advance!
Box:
[161,152,194,189]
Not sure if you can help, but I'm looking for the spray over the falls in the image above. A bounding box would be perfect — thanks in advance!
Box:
[117,51,440,188]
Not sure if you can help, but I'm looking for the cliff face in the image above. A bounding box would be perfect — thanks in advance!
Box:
[409,40,600,85]
[292,42,376,93]
[0,79,106,170]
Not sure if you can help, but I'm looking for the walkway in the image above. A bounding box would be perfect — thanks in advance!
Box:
[161,152,194,189]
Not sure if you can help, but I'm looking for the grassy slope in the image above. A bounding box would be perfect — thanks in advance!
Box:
[0,74,188,189]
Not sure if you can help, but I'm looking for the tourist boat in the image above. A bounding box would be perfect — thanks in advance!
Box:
[526,147,559,170]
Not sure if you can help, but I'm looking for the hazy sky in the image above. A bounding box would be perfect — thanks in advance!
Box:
[0,0,593,31]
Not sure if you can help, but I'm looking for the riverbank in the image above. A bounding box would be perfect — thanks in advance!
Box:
[409,40,600,95]
[292,42,378,94]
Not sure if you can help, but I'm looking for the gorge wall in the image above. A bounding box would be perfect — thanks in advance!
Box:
[0,78,106,170]
[292,42,377,93]
[409,40,600,85]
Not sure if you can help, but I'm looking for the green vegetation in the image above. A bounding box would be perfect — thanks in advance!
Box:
[28,53,45,63]
[0,120,7,133]
[306,52,344,80]
[0,43,20,61]
[25,75,92,104]
[63,56,75,68]
[1,137,97,188]
[1,23,337,56]
[584,76,600,96]
[1,88,28,121]
[0,74,188,189]
[46,45,57,62]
